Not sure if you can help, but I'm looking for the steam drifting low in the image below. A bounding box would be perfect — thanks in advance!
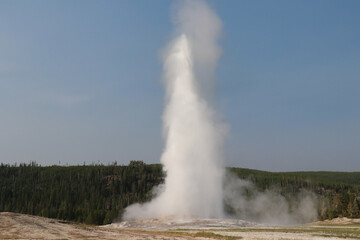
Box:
[124,0,226,220]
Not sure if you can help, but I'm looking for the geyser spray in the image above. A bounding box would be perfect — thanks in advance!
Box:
[124,0,226,220]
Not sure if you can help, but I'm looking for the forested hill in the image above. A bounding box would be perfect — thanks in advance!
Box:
[1,161,359,225]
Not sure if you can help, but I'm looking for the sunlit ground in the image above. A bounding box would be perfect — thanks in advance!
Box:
[2,212,360,240]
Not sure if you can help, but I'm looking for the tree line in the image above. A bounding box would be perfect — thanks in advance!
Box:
[0,161,359,224]
[0,161,163,225]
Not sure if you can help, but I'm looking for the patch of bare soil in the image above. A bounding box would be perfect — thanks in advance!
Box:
[1,212,360,240]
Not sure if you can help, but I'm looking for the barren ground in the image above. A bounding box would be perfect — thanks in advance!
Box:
[1,212,360,239]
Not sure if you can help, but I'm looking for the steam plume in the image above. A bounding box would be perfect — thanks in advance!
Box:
[124,0,225,220]
[223,173,318,225]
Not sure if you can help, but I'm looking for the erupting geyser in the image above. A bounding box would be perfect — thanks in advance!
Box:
[124,0,226,220]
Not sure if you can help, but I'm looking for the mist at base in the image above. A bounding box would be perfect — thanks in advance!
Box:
[223,173,318,225]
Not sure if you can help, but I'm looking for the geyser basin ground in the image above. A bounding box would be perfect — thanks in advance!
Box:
[2,212,360,240]
[111,216,260,230]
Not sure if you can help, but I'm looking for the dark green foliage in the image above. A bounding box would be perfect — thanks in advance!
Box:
[1,162,359,225]
[0,161,164,225]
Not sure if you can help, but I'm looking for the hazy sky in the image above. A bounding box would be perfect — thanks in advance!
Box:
[1,0,359,171]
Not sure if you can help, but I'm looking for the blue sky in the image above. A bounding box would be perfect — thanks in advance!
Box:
[1,0,359,171]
